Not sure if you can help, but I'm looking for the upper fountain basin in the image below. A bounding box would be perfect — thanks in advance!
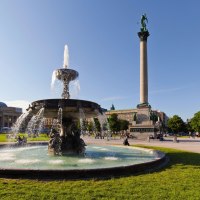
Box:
[28,99,102,119]
[55,68,79,81]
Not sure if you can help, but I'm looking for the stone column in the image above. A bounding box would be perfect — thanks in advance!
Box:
[138,31,149,105]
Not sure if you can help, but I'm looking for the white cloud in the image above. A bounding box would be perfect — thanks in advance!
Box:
[4,100,30,113]
[150,86,188,94]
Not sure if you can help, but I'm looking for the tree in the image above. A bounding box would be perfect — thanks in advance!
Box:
[167,115,185,134]
[190,111,200,133]
[93,118,101,132]
[108,113,120,133]
[133,112,137,121]
[119,119,129,131]
[79,119,88,132]
[186,119,194,133]
[102,122,108,131]
[150,112,158,123]
[88,121,94,133]
[110,104,115,110]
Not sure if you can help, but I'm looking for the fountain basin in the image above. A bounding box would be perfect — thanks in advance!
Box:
[29,99,102,119]
[0,144,166,179]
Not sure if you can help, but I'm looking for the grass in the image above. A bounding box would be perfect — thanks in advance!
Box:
[0,145,200,199]
[0,133,49,142]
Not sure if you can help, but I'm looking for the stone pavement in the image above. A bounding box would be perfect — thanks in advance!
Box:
[82,136,200,154]
[1,136,199,154]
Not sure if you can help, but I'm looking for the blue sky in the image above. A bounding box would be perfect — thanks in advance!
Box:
[0,0,200,121]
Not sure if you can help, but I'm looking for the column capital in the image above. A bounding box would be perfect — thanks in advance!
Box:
[138,31,150,41]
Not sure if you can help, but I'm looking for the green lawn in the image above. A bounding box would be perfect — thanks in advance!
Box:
[0,146,200,199]
[0,133,49,142]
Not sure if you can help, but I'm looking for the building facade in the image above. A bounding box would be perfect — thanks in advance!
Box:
[0,102,22,130]
[105,108,168,139]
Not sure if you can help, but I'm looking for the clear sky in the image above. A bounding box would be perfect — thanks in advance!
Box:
[0,0,200,121]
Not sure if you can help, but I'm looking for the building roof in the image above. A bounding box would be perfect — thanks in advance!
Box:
[0,102,7,108]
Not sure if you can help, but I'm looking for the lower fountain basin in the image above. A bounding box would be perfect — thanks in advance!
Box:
[0,144,166,179]
[29,99,102,119]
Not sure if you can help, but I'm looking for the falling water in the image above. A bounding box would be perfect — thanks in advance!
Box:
[91,118,97,133]
[11,111,33,136]
[57,107,63,134]
[51,73,80,98]
[51,119,58,131]
[57,108,63,126]
[51,70,57,90]
[26,108,45,137]
[79,108,86,135]
[50,108,63,134]
[97,111,110,140]
[97,112,105,130]
[51,70,63,97]
[69,79,80,99]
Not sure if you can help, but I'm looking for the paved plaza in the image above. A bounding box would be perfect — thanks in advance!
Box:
[83,136,200,154]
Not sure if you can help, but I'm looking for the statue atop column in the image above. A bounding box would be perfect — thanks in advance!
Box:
[140,14,148,32]
[138,14,149,41]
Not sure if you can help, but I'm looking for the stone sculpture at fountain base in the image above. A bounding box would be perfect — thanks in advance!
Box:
[47,119,86,155]
[48,134,86,156]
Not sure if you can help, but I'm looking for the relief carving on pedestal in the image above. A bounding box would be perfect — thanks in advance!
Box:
[137,113,149,123]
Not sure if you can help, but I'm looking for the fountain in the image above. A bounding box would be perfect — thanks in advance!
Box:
[0,45,167,179]
[26,45,102,155]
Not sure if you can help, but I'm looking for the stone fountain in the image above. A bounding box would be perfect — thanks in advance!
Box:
[26,45,102,155]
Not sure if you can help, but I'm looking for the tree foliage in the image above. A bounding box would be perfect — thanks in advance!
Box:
[88,121,94,133]
[93,118,101,132]
[80,119,88,132]
[119,119,129,131]
[167,115,185,134]
[108,114,119,133]
[190,111,200,133]
[150,112,158,123]
[186,120,194,133]
[110,104,115,110]
[108,114,129,133]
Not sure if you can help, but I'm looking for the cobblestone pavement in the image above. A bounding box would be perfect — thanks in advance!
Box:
[82,136,200,154]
